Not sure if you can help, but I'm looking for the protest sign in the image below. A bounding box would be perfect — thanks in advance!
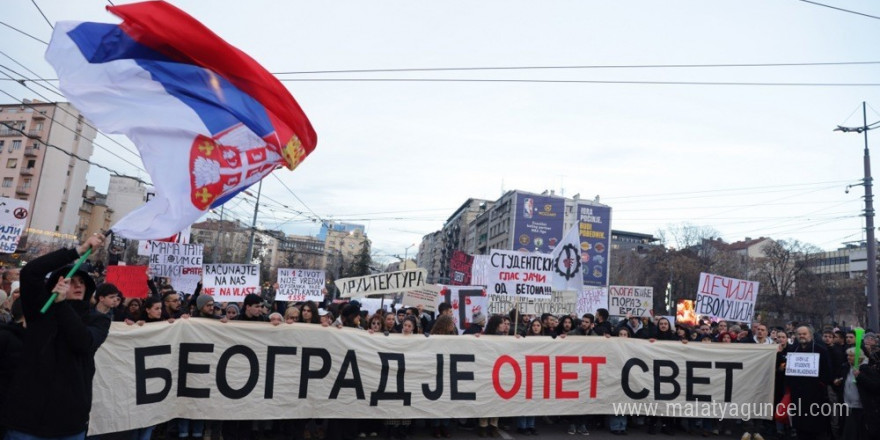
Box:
[336,269,427,298]
[608,286,653,317]
[89,320,777,435]
[435,285,488,334]
[449,250,474,286]
[202,264,260,302]
[576,286,608,316]
[148,242,203,294]
[471,255,490,286]
[576,204,612,287]
[357,298,391,316]
[0,197,29,253]
[402,284,442,312]
[276,268,325,303]
[486,249,554,299]
[785,353,820,377]
[487,290,577,316]
[695,273,759,323]
[104,265,149,298]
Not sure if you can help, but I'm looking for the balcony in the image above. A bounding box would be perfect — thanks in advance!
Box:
[15,185,30,195]
[0,129,18,137]
[19,168,34,176]
[24,147,38,157]
[25,130,41,139]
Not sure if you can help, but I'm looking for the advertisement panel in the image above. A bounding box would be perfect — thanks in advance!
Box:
[576,204,612,287]
[513,193,565,254]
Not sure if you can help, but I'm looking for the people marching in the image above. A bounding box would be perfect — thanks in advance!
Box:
[1,242,877,440]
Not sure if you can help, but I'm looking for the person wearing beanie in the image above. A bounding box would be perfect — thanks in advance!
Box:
[195,294,217,318]
[240,293,267,321]
[223,303,240,321]
[0,233,108,439]
[463,312,486,335]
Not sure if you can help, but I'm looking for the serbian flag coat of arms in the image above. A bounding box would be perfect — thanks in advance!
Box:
[45,1,316,240]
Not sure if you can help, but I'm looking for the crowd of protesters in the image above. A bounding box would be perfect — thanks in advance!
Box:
[1,241,880,440]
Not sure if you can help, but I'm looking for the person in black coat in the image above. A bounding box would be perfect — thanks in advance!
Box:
[0,234,108,439]
[785,326,834,440]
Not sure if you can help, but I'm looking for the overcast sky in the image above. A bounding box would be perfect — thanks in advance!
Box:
[4,0,880,261]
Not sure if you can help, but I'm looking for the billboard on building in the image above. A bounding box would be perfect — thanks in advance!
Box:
[577,203,612,287]
[512,193,565,254]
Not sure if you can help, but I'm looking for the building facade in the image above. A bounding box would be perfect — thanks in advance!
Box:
[105,175,148,226]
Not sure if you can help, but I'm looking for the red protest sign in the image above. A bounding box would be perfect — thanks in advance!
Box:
[105,265,149,299]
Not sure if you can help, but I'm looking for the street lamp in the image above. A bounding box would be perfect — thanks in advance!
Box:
[835,101,880,331]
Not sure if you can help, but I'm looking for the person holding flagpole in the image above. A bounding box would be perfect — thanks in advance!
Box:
[0,233,108,440]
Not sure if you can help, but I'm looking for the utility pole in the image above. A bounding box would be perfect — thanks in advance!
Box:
[836,101,879,331]
[213,205,224,263]
[246,180,263,263]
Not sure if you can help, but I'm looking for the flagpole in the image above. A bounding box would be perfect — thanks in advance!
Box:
[246,180,263,262]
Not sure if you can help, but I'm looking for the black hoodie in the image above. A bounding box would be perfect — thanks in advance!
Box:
[0,248,111,437]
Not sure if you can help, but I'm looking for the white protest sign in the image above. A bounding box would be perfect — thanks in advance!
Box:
[148,242,203,294]
[608,286,653,317]
[471,255,490,286]
[336,269,427,298]
[487,249,554,299]
[402,285,442,312]
[0,197,29,253]
[202,264,260,302]
[357,298,391,317]
[785,353,820,377]
[487,290,577,316]
[276,268,325,303]
[695,273,758,323]
[435,285,488,334]
[577,286,608,316]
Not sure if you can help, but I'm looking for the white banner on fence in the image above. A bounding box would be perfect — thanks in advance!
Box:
[695,273,759,323]
[487,290,577,316]
[202,264,260,302]
[89,319,777,435]
[608,286,653,317]
[0,197,29,253]
[402,285,442,312]
[486,249,554,299]
[336,269,427,298]
[276,268,325,303]
[577,286,608,316]
[434,285,488,334]
[148,242,203,294]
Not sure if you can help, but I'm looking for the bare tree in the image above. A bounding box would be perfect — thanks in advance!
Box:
[753,239,820,322]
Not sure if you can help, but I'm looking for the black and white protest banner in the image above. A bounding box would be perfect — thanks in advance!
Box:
[202,263,260,302]
[402,284,442,312]
[577,286,608,316]
[148,242,204,294]
[487,290,577,316]
[276,268,325,303]
[435,285,488,333]
[608,286,654,317]
[0,197,29,253]
[695,273,758,323]
[89,319,777,435]
[550,225,583,291]
[336,268,427,298]
[785,353,820,377]
[487,249,555,299]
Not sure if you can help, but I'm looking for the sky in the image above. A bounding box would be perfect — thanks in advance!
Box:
[3,0,880,262]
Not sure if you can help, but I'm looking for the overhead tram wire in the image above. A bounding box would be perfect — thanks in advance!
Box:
[0,20,49,45]
[30,0,54,30]
[278,78,880,87]
[0,121,148,185]
[798,0,880,20]
[0,87,150,178]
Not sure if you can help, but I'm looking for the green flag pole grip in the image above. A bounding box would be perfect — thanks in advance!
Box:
[40,248,92,314]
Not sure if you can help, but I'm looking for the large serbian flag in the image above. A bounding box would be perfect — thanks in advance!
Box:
[45,1,316,240]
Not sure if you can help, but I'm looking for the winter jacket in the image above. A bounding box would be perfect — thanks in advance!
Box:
[0,248,110,437]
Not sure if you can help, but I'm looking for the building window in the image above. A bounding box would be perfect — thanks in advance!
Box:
[1,178,11,188]
[11,140,21,151]
[34,122,43,131]
[26,159,35,168]
[21,178,30,189]
[6,159,17,168]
